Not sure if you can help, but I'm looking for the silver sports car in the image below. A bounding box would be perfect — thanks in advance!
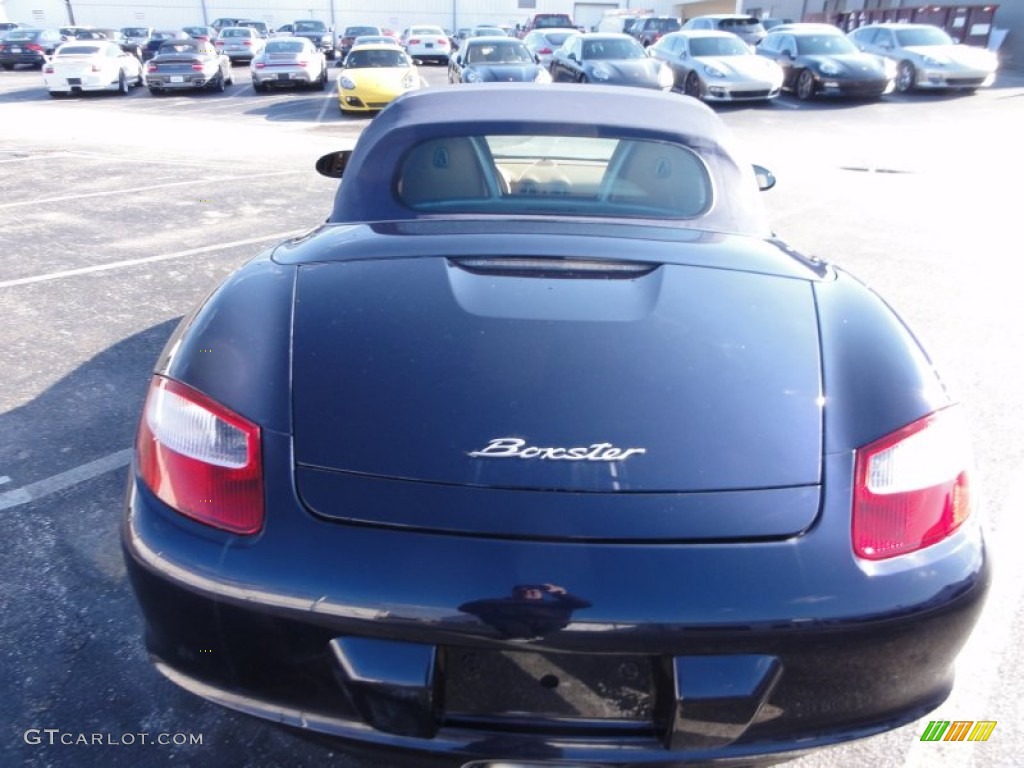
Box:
[650,30,784,102]
[848,22,998,92]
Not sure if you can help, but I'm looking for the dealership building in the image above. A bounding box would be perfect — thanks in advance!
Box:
[1,0,1021,69]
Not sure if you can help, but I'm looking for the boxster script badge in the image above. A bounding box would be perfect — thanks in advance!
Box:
[469,437,646,461]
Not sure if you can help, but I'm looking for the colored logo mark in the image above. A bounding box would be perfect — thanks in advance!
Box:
[920,720,997,742]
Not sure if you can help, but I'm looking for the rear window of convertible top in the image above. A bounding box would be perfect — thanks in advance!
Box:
[396,134,712,219]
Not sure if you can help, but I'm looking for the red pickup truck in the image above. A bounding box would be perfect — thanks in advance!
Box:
[517,13,575,38]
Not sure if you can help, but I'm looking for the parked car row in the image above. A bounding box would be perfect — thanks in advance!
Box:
[513,21,998,104]
[18,19,1000,109]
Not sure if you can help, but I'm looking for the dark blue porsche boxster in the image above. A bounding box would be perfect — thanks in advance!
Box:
[123,84,988,767]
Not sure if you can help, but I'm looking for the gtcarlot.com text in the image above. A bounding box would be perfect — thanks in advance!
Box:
[24,729,203,746]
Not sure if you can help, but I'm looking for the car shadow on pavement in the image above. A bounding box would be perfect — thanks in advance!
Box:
[243,94,336,121]
[0,318,346,768]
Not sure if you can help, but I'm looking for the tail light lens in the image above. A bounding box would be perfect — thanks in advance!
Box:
[136,376,264,535]
[44,64,54,73]
[192,62,204,71]
[26,43,44,52]
[146,63,157,73]
[853,407,972,560]
[254,61,265,68]
[243,40,253,46]
[537,47,553,54]
[408,38,421,45]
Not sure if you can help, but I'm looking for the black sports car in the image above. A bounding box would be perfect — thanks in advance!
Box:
[757,27,894,100]
[549,32,673,89]
[448,36,551,84]
[124,84,988,766]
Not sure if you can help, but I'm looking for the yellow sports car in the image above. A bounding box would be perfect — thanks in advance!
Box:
[336,43,422,114]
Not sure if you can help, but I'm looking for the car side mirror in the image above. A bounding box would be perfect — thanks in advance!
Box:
[753,165,776,191]
[568,52,577,62]
[316,150,353,179]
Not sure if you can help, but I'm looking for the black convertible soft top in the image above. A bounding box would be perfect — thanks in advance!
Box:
[329,83,769,235]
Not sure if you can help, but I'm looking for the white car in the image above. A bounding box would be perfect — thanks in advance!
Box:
[401,25,451,64]
[43,40,144,97]
[250,36,328,91]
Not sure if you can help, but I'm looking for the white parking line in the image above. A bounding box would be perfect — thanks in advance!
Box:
[0,449,131,511]
[0,230,305,289]
[317,88,334,123]
[0,169,302,210]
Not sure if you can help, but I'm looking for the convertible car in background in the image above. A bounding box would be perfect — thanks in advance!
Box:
[145,38,233,95]
[124,84,988,767]
[336,43,420,113]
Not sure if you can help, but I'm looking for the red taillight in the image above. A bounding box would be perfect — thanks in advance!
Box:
[297,59,308,67]
[44,64,54,74]
[255,61,265,69]
[853,407,972,560]
[537,47,552,54]
[192,62,204,71]
[146,63,157,73]
[408,38,420,45]
[26,43,44,52]
[437,38,449,47]
[136,376,264,535]
[215,40,224,47]
[243,40,252,46]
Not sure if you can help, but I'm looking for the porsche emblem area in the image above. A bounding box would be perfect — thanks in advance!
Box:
[469,438,647,461]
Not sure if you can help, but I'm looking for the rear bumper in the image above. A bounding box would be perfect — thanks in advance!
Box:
[253,68,317,86]
[147,74,217,90]
[123,438,990,765]
[44,74,121,92]
[1,52,46,67]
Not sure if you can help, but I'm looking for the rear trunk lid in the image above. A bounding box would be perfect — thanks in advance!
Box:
[292,254,822,539]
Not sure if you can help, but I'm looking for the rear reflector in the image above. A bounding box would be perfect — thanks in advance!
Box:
[853,406,972,560]
[136,376,264,535]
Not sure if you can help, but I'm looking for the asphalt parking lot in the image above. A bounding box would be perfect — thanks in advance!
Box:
[2,61,1024,768]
